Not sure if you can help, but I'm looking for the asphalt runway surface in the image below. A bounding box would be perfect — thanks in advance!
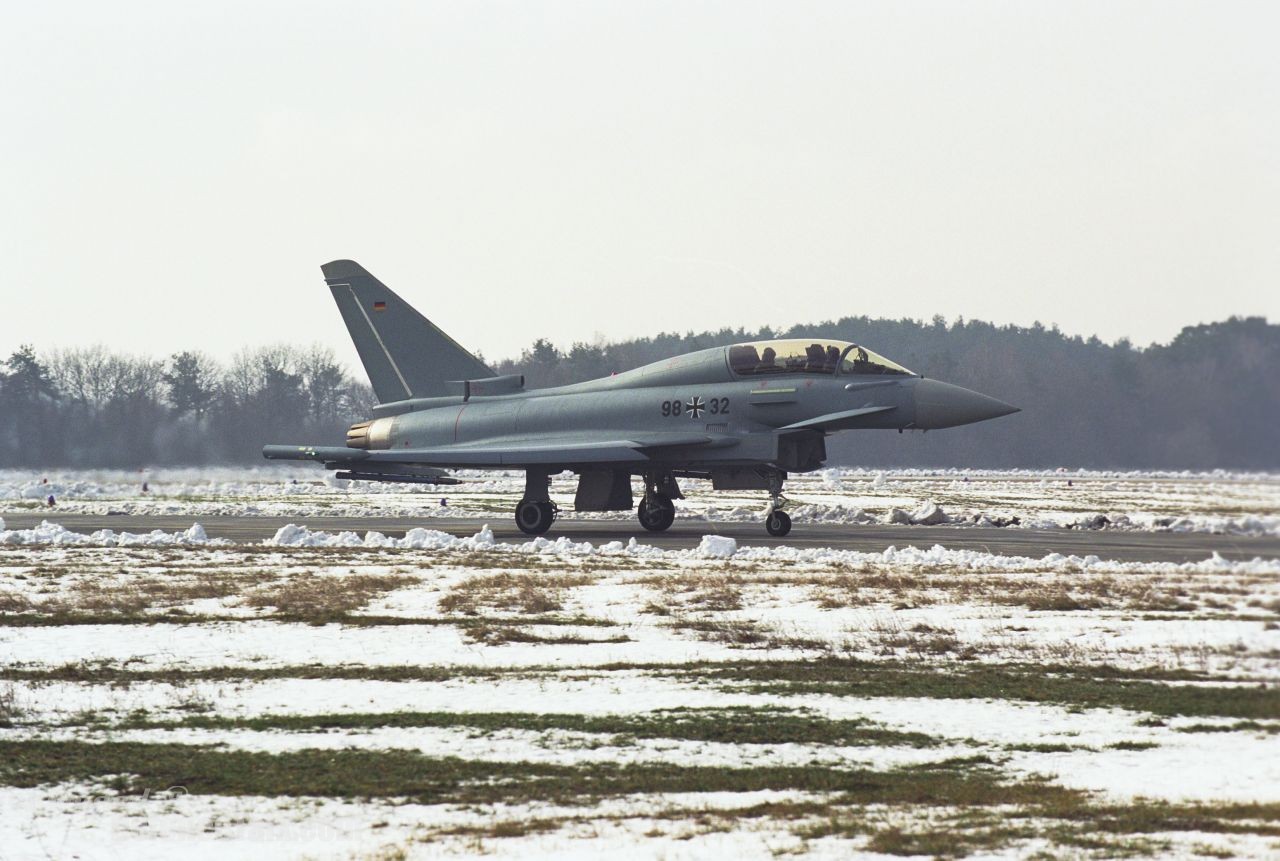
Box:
[4,512,1277,563]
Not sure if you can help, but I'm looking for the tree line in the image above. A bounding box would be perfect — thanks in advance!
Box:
[491,315,1278,471]
[0,345,373,467]
[1,315,1275,469]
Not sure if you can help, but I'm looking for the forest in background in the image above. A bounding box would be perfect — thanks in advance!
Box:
[0,315,1275,470]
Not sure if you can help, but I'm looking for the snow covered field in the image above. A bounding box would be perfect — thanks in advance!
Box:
[2,465,1278,535]
[1,470,1278,858]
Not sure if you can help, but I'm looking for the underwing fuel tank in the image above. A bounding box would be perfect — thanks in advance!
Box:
[912,378,1019,429]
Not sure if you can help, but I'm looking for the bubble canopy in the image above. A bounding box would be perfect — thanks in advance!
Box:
[726,339,913,377]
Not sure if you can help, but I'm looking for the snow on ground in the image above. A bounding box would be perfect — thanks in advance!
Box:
[3,466,1278,535]
[0,787,871,861]
[4,673,1278,804]
[0,519,225,546]
[1,529,1276,674]
[1,473,1278,858]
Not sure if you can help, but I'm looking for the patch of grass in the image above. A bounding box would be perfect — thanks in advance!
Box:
[862,820,1032,858]
[1048,800,1280,839]
[1106,740,1160,751]
[0,684,21,727]
[51,581,150,616]
[668,617,767,646]
[885,621,967,657]
[460,623,631,646]
[0,590,34,613]
[438,571,593,616]
[0,611,619,628]
[120,706,943,748]
[802,800,1280,858]
[801,567,1220,615]
[1175,720,1280,735]
[1004,742,1085,753]
[691,658,1280,719]
[244,573,417,621]
[0,660,510,685]
[1,571,274,620]
[647,573,746,612]
[0,612,235,627]
[1024,589,1105,612]
[0,740,1075,807]
[407,795,1271,858]
[5,658,1271,719]
[432,818,562,840]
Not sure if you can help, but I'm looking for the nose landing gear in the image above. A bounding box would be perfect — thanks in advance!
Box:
[764,469,792,537]
[765,509,792,537]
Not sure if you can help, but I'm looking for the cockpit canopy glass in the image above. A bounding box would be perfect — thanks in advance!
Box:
[727,339,913,377]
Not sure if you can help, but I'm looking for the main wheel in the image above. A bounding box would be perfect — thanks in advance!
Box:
[515,499,556,535]
[637,494,676,532]
[765,510,792,537]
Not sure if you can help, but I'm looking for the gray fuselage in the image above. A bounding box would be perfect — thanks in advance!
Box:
[356,344,998,474]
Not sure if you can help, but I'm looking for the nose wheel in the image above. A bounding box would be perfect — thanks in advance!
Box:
[763,468,792,537]
[765,509,792,537]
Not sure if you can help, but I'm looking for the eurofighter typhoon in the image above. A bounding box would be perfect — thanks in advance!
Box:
[265,261,1019,536]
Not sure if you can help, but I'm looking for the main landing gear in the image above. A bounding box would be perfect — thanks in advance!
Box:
[513,468,795,538]
[515,471,558,535]
[764,469,792,537]
[637,472,681,532]
[638,494,675,531]
[515,499,557,535]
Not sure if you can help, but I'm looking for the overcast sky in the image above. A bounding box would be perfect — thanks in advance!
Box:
[3,1,1277,373]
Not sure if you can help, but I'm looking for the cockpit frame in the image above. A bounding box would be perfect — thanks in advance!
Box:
[726,339,912,379]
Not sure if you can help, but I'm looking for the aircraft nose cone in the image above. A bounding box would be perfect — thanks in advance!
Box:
[913,379,1020,429]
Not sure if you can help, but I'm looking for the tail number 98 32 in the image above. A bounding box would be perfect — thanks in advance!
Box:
[661,397,729,418]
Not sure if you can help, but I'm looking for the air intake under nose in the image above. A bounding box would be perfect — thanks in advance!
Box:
[913,379,1019,429]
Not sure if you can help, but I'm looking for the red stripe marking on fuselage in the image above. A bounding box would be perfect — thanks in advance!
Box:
[454,404,468,442]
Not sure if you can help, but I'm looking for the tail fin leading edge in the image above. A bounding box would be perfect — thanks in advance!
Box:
[322,259,493,403]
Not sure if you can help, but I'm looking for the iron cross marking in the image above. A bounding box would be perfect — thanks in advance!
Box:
[686,396,705,419]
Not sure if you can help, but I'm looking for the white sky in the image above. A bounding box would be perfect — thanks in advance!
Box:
[3,1,1277,372]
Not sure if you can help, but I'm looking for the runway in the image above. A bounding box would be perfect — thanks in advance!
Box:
[3,512,1276,563]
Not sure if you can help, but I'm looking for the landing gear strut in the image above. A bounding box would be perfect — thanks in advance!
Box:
[515,471,557,535]
[637,472,679,532]
[764,469,792,537]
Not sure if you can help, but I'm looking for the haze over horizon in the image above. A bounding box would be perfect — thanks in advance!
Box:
[4,1,1277,372]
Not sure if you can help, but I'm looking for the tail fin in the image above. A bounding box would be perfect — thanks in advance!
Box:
[322,260,493,403]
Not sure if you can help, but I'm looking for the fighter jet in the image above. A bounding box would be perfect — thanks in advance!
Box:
[264,260,1019,536]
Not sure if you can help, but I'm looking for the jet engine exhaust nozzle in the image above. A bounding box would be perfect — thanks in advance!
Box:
[913,379,1019,430]
[345,418,394,450]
